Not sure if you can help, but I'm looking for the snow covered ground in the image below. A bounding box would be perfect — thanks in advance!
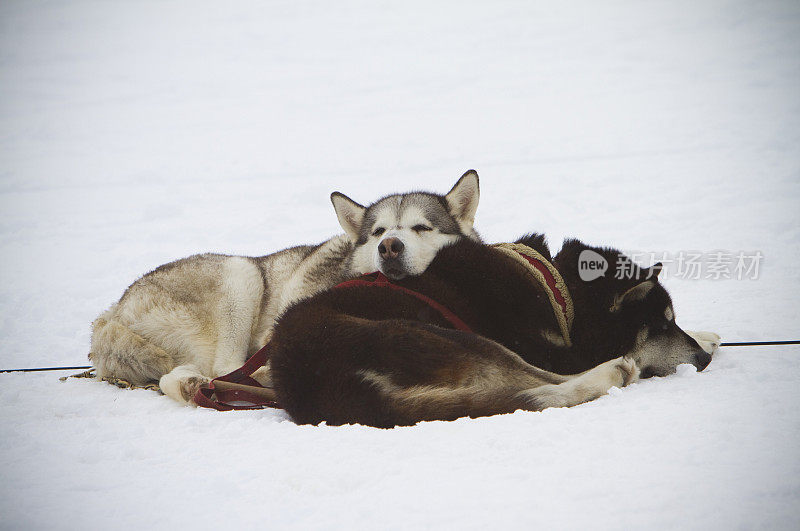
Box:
[1,1,798,529]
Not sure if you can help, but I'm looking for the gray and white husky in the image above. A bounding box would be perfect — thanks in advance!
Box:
[90,170,481,404]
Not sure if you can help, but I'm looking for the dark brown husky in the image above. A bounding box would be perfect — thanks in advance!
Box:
[268,234,717,428]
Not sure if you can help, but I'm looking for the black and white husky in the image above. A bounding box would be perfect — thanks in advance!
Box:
[90,171,481,404]
[268,234,720,428]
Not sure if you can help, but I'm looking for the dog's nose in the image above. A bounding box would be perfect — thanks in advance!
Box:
[378,237,404,260]
[694,350,712,371]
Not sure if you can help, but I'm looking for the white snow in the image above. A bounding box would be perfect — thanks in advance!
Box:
[1,1,799,529]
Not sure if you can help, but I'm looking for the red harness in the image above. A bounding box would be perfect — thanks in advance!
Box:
[193,271,473,411]
[516,253,570,327]
[333,271,474,333]
[193,246,571,411]
[193,344,277,411]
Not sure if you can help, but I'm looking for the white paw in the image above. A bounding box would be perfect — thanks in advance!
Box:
[159,368,210,405]
[159,373,187,404]
[577,356,639,398]
[686,330,721,355]
[523,356,640,410]
[603,356,640,387]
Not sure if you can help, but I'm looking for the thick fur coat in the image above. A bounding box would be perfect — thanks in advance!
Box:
[270,234,717,428]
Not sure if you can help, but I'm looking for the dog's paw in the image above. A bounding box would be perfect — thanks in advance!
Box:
[606,356,640,387]
[618,356,640,386]
[580,356,639,395]
[686,330,721,355]
[159,368,211,405]
[181,376,211,405]
[524,356,640,410]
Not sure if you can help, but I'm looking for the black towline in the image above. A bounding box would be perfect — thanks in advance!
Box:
[718,340,800,347]
[1,365,93,373]
[2,340,799,374]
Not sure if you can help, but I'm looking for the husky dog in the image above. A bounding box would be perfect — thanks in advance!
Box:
[90,171,481,404]
[493,234,720,376]
[268,234,719,428]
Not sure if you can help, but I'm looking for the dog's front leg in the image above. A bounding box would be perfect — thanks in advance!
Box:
[520,356,640,410]
[212,258,266,377]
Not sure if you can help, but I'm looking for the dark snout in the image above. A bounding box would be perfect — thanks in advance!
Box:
[694,349,712,371]
[379,237,404,260]
[379,237,407,279]
[684,330,713,371]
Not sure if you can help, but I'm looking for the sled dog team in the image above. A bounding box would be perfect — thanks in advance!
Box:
[90,170,720,427]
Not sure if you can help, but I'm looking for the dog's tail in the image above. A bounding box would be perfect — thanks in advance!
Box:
[90,308,175,385]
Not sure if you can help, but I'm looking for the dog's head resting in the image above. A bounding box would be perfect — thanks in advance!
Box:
[556,240,713,377]
[609,267,712,377]
[331,170,481,280]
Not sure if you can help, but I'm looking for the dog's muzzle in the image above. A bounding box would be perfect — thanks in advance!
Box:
[694,349,712,371]
[379,237,404,260]
[379,237,408,279]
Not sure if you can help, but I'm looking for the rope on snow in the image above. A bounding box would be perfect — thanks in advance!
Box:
[1,341,798,374]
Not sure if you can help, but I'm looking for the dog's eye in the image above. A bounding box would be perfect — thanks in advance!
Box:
[412,225,432,233]
[372,228,385,237]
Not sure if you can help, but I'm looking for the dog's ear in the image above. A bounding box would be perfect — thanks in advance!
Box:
[645,262,663,279]
[331,192,366,242]
[610,280,657,313]
[445,170,480,232]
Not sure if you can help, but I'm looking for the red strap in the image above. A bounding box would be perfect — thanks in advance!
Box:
[195,271,474,410]
[516,253,569,322]
[193,343,279,411]
[334,272,473,333]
